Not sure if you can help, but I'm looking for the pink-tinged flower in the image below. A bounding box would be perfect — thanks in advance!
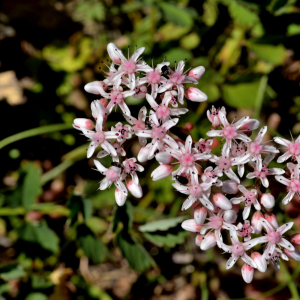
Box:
[260,193,275,211]
[123,106,148,146]
[73,118,95,131]
[290,233,300,246]
[239,119,260,133]
[237,221,254,241]
[200,232,217,250]
[251,252,267,273]
[194,138,213,154]
[200,209,237,248]
[111,122,132,143]
[195,234,204,247]
[241,264,254,283]
[132,84,147,98]
[102,62,119,86]
[173,174,213,210]
[251,210,264,234]
[138,62,170,98]
[115,188,127,206]
[212,193,232,210]
[209,154,248,183]
[107,43,122,64]
[155,151,174,164]
[112,45,152,90]
[84,81,107,94]
[126,178,143,198]
[194,206,207,225]
[267,248,289,271]
[188,66,205,81]
[94,160,127,198]
[122,158,144,184]
[166,135,211,177]
[81,118,120,158]
[284,247,300,262]
[222,180,239,194]
[247,153,284,188]
[151,164,174,181]
[231,185,261,220]
[97,140,126,161]
[274,135,300,164]
[145,93,188,123]
[255,218,295,260]
[230,141,247,177]
[223,210,237,223]
[201,166,223,186]
[264,212,279,229]
[184,87,207,102]
[181,219,204,232]
[276,163,300,205]
[221,228,258,269]
[206,111,252,156]
[207,106,226,128]
[168,90,180,107]
[135,113,179,160]
[157,60,198,104]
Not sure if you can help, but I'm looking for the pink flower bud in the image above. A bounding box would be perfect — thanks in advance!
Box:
[184,122,194,131]
[264,212,279,229]
[251,252,267,273]
[151,164,174,181]
[284,248,300,261]
[137,146,150,162]
[261,193,275,211]
[251,211,264,234]
[73,118,95,130]
[99,98,108,108]
[195,234,204,246]
[184,87,207,102]
[115,188,127,206]
[155,152,173,164]
[107,43,122,64]
[84,81,106,95]
[212,193,232,210]
[241,264,254,283]
[222,180,239,194]
[223,210,237,223]
[239,119,260,131]
[194,206,207,225]
[200,232,217,250]
[133,85,147,99]
[290,233,300,246]
[181,219,203,232]
[188,66,205,81]
[126,178,143,198]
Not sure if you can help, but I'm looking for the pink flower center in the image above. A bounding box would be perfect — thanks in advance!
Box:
[255,164,269,178]
[132,120,146,131]
[111,92,124,104]
[170,72,185,85]
[106,168,119,182]
[156,106,170,119]
[267,231,281,244]
[249,141,263,155]
[290,179,300,192]
[122,59,137,74]
[189,185,203,198]
[152,127,166,140]
[218,157,231,171]
[222,126,237,139]
[146,70,161,84]
[197,142,209,153]
[232,243,245,257]
[243,191,257,206]
[93,132,105,144]
[204,170,217,180]
[124,160,136,174]
[181,153,195,166]
[207,215,223,229]
[239,223,253,238]
[289,142,300,156]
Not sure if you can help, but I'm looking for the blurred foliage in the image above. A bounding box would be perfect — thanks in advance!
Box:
[0,0,300,299]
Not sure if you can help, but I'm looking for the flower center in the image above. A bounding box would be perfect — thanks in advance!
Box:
[152,127,166,140]
[208,216,223,229]
[122,59,137,74]
[289,142,300,155]
[181,153,195,166]
[256,164,269,178]
[132,120,146,131]
[239,223,253,238]
[156,106,170,119]
[189,185,202,198]
[170,72,185,85]
[124,160,136,174]
[290,179,300,192]
[111,92,124,104]
[146,70,161,84]
[249,141,262,155]
[218,157,231,171]
[243,191,257,206]
[106,168,119,182]
[222,126,237,139]
[232,243,245,257]
[93,132,105,144]
[267,231,281,244]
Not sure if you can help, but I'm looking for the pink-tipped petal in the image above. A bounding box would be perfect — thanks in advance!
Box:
[107,43,122,63]
[195,234,204,246]
[126,178,143,198]
[251,252,267,273]
[212,193,232,210]
[200,232,217,250]
[194,206,207,225]
[241,264,254,283]
[264,213,279,229]
[188,66,205,81]
[115,188,127,206]
[182,219,203,232]
[251,211,264,234]
[290,233,300,246]
[284,247,300,261]
[151,164,174,181]
[184,87,207,102]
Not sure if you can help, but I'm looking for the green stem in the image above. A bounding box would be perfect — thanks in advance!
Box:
[281,262,300,300]
[254,75,268,120]
[0,123,73,150]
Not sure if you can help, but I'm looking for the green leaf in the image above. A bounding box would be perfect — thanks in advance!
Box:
[144,231,189,247]
[67,195,93,225]
[180,32,201,50]
[158,2,193,27]
[0,264,26,281]
[139,216,186,232]
[157,23,191,42]
[203,0,219,26]
[222,80,261,108]
[77,224,109,264]
[116,229,156,272]
[161,49,192,66]
[24,293,47,300]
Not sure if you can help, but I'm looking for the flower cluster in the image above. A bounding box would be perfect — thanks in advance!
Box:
[74,43,300,283]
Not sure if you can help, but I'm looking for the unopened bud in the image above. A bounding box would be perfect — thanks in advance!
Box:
[188,66,205,81]
[155,152,173,164]
[290,233,300,246]
[73,118,95,130]
[240,119,260,132]
[115,188,127,206]
[200,232,217,250]
[184,87,207,102]
[151,164,174,181]
[264,212,279,229]
[251,211,264,234]
[184,122,194,131]
[137,146,150,162]
[194,206,207,225]
[212,193,232,210]
[241,264,254,283]
[84,81,106,95]
[126,178,143,198]
[261,193,275,211]
[223,210,237,223]
[284,248,300,261]
[107,43,122,64]
[182,219,203,232]
[222,180,239,194]
[251,252,267,272]
[195,234,204,246]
